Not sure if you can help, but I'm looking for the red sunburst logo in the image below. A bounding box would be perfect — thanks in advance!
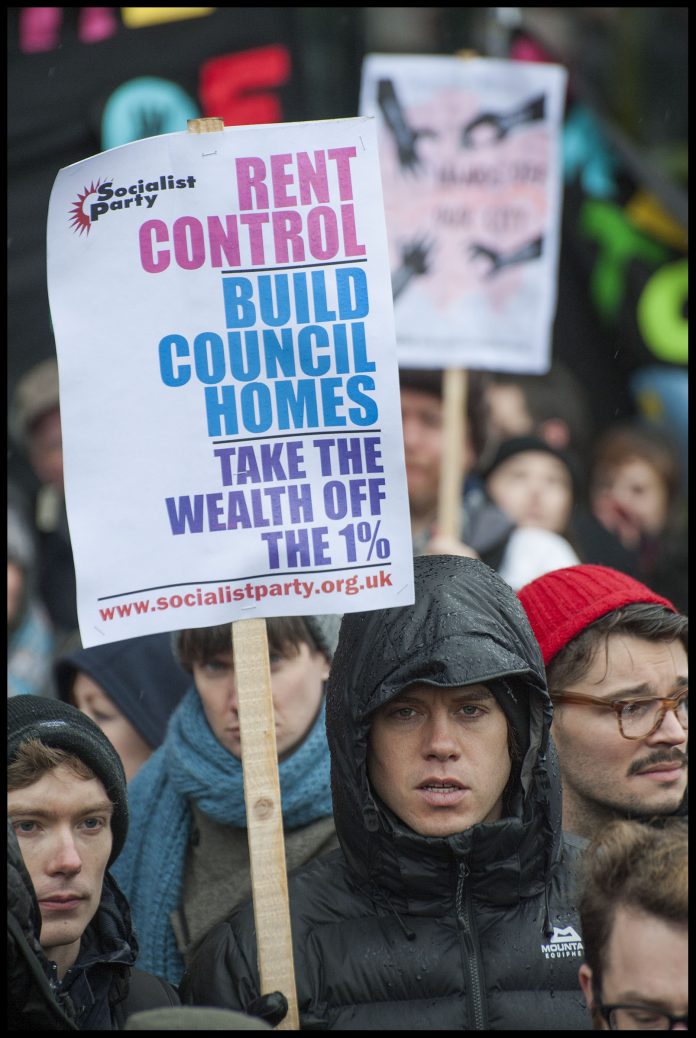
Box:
[68,179,106,236]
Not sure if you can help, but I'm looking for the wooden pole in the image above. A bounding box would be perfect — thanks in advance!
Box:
[187,117,300,1031]
[232,619,299,1030]
[437,367,468,541]
[435,50,478,545]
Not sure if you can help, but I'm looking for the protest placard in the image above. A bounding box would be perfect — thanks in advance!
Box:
[360,54,567,373]
[47,116,414,649]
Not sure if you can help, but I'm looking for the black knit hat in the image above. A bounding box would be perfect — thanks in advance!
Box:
[482,434,580,496]
[7,697,128,866]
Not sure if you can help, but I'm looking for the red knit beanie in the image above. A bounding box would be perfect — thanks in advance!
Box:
[517,565,677,666]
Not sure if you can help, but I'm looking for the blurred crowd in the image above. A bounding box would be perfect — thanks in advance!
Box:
[8,353,687,708]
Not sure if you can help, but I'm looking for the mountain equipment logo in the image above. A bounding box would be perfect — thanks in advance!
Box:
[540,924,584,960]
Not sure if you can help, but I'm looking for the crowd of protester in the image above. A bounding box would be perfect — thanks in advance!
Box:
[7,347,688,1030]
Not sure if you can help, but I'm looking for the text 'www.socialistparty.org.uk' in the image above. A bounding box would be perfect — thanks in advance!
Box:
[97,569,394,621]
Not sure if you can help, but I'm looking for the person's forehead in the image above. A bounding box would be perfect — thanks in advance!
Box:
[495,451,566,474]
[71,670,112,699]
[7,764,110,811]
[399,386,442,411]
[389,683,494,701]
[578,635,688,695]
[604,906,688,1005]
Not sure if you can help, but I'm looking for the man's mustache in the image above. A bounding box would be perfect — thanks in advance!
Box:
[628,749,688,776]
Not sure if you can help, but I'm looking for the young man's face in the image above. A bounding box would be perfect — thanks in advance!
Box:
[8,764,113,978]
[578,906,688,1030]
[193,642,329,761]
[551,635,688,835]
[367,684,511,837]
[486,450,573,534]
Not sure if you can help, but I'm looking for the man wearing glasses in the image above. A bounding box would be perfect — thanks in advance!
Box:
[518,564,687,841]
[577,818,687,1030]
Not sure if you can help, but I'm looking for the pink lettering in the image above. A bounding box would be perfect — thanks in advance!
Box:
[297,151,330,205]
[340,203,366,257]
[139,220,170,273]
[270,153,297,208]
[272,211,305,264]
[236,157,268,211]
[172,217,206,270]
[207,215,241,267]
[239,212,269,264]
[307,207,339,261]
[327,147,357,201]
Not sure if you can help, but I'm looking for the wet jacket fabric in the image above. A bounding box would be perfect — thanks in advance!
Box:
[8,822,179,1030]
[179,556,591,1030]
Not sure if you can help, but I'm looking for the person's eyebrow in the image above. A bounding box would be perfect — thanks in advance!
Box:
[618,992,677,1010]
[602,675,688,701]
[8,800,114,819]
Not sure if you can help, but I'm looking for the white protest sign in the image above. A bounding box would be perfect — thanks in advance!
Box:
[47,117,414,648]
[360,54,567,373]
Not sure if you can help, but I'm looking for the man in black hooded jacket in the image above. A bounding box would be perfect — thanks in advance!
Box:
[179,556,591,1029]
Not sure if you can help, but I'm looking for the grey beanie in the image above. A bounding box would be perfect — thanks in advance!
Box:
[301,614,341,661]
[7,697,128,867]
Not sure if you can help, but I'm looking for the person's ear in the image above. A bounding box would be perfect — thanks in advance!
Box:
[578,963,594,1009]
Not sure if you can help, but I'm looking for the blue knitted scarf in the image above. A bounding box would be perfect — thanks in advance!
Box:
[111,686,333,985]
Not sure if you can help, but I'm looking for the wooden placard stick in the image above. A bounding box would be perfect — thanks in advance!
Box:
[437,367,468,541]
[232,618,300,1030]
[435,50,479,543]
[187,116,300,1031]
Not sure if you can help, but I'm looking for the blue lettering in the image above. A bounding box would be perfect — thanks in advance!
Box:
[193,332,226,384]
[159,334,190,386]
[336,266,369,319]
[223,276,256,328]
[165,495,204,534]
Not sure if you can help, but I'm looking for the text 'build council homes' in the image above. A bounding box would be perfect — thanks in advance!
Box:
[141,146,391,573]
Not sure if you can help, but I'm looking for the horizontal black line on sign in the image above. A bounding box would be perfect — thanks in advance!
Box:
[222,257,368,274]
[97,562,392,600]
[212,428,381,445]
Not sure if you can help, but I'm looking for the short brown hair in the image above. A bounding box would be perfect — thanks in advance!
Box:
[176,616,321,674]
[7,738,96,791]
[579,819,688,1000]
[547,603,688,693]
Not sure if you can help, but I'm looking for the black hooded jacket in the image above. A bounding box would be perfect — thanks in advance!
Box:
[180,556,591,1029]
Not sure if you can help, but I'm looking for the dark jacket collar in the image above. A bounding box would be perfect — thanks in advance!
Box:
[57,873,137,1027]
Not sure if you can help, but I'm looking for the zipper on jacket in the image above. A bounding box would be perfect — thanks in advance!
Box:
[456,861,487,1030]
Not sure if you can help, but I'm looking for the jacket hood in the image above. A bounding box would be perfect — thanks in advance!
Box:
[326,555,561,910]
[54,634,189,750]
